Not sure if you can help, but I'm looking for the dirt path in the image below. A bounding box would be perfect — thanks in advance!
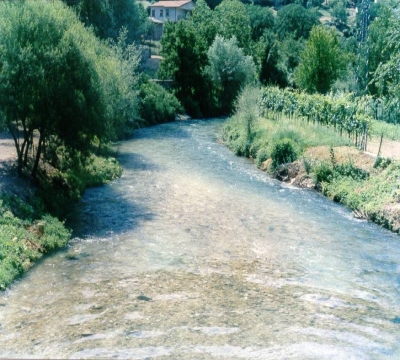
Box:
[0,132,31,196]
[0,132,16,163]
[366,136,400,159]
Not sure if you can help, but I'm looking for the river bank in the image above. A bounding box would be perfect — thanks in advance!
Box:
[0,132,121,290]
[221,96,400,234]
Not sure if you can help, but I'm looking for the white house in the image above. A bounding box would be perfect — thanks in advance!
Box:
[149,0,195,39]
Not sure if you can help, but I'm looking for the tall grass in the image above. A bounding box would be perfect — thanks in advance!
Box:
[222,86,352,169]
[370,119,400,141]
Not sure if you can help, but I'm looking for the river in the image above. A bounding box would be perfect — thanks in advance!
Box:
[0,119,399,359]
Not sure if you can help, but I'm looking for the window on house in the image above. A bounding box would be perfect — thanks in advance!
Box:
[166,9,169,17]
[160,9,163,17]
[151,9,155,17]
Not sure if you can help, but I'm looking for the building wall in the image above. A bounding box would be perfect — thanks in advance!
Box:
[150,7,178,22]
[150,6,192,22]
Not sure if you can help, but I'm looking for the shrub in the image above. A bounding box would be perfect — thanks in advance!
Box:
[256,147,270,167]
[302,156,312,174]
[138,81,182,126]
[0,194,71,290]
[335,162,369,180]
[374,157,392,169]
[270,138,298,168]
[313,161,334,184]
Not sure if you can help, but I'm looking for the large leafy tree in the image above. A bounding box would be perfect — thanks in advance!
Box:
[159,21,215,117]
[206,35,256,113]
[62,0,146,42]
[275,4,319,40]
[189,0,218,49]
[214,0,252,53]
[372,14,400,120]
[294,25,345,94]
[246,4,275,41]
[367,5,393,95]
[0,0,139,178]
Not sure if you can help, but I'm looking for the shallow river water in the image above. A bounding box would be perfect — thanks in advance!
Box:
[1,119,400,359]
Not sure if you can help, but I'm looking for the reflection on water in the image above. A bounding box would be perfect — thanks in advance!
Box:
[0,119,399,359]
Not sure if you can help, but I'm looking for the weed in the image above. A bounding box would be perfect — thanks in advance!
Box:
[313,161,333,184]
[256,147,270,167]
[302,156,312,174]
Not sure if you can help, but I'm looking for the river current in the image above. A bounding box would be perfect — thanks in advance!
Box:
[0,119,399,359]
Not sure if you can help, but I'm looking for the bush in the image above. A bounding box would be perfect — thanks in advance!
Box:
[335,162,369,180]
[374,157,392,169]
[139,81,182,126]
[313,161,334,184]
[256,147,269,167]
[0,194,70,290]
[270,138,298,168]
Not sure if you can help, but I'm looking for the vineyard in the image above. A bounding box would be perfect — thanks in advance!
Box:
[258,87,392,150]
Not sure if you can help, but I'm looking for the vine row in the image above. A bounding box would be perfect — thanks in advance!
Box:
[259,87,374,149]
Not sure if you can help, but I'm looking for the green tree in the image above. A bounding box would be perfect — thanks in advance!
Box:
[254,30,288,87]
[367,5,393,95]
[275,4,319,40]
[294,25,345,94]
[373,14,400,100]
[332,0,347,25]
[159,21,215,117]
[214,0,252,53]
[189,0,218,48]
[206,35,256,113]
[0,0,139,178]
[246,5,275,41]
[62,0,145,42]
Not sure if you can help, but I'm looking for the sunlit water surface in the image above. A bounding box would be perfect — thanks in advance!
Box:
[1,119,399,359]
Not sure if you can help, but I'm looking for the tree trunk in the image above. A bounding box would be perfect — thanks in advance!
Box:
[8,119,24,176]
[31,130,44,180]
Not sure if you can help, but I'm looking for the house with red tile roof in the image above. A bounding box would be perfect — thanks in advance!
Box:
[149,0,195,39]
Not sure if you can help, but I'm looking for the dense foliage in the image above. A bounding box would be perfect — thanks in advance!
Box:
[294,26,345,94]
[0,1,139,179]
[275,4,319,40]
[138,80,183,126]
[206,35,256,113]
[61,0,149,42]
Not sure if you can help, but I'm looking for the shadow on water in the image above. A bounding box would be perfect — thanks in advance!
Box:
[66,183,154,239]
[117,152,163,172]
[66,153,162,239]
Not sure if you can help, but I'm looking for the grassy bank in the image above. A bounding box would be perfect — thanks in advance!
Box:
[0,193,70,290]
[222,87,400,233]
[0,149,123,290]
